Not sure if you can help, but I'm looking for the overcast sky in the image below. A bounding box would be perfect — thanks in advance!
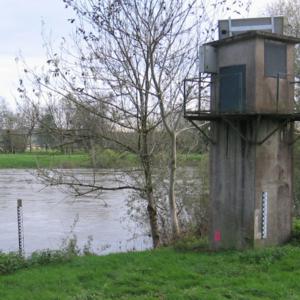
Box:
[0,0,275,108]
[0,0,75,107]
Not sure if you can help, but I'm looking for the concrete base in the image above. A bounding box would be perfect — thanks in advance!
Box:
[209,119,293,250]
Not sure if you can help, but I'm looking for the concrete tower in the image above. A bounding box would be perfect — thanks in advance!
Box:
[184,18,300,250]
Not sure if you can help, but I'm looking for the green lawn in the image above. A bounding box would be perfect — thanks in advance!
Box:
[0,245,300,299]
[0,151,208,169]
[0,153,91,169]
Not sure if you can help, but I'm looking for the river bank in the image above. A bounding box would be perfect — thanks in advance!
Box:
[0,242,300,299]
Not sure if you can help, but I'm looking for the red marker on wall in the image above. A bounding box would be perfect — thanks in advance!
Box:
[214,230,221,242]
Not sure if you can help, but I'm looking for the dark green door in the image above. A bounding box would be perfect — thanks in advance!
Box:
[219,65,246,113]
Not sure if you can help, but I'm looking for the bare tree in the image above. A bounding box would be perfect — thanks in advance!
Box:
[18,0,248,247]
[16,96,40,152]
[266,0,300,37]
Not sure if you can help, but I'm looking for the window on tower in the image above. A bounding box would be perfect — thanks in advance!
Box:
[264,40,287,78]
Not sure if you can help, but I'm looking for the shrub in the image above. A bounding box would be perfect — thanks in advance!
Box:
[0,252,26,274]
[28,249,74,266]
[92,148,137,168]
[0,249,77,275]
[0,235,96,275]
[173,235,208,252]
[0,238,79,275]
[289,217,300,245]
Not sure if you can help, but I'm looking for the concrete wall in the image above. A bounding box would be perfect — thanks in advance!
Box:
[254,121,293,246]
[215,39,256,112]
[210,121,256,249]
[255,40,294,113]
[210,121,293,249]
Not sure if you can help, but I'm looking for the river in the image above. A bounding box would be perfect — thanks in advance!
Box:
[0,169,152,255]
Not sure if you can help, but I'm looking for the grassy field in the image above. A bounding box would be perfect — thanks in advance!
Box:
[0,153,91,169]
[0,244,300,300]
[0,150,139,169]
[0,151,207,169]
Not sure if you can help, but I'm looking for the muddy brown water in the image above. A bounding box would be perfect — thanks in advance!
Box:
[0,169,152,255]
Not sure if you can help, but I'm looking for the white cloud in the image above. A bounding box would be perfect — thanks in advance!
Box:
[0,56,47,108]
[0,0,75,103]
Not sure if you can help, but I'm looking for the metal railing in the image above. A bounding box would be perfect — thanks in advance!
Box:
[183,75,212,117]
[183,73,300,118]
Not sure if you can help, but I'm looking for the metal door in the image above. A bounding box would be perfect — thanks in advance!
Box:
[219,65,246,113]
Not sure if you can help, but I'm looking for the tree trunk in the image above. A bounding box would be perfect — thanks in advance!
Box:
[146,187,160,248]
[151,66,181,241]
[29,135,32,152]
[169,132,180,239]
[141,130,160,248]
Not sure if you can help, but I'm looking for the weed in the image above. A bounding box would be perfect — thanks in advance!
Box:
[0,248,77,275]
[63,235,81,256]
[291,217,300,244]
[29,249,74,266]
[72,291,103,300]
[173,235,209,252]
[83,236,94,256]
[0,252,26,274]
[238,247,286,265]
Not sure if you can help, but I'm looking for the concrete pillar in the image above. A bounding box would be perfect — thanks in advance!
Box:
[209,120,293,249]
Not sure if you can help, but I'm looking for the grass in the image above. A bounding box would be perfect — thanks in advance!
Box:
[0,151,207,169]
[0,151,138,169]
[0,152,91,169]
[0,244,300,299]
[1,220,300,299]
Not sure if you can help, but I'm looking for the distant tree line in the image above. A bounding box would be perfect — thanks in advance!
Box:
[0,96,208,154]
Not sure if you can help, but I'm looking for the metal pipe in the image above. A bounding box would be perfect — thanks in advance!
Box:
[189,120,216,144]
[198,75,201,112]
[276,73,280,112]
[183,79,186,117]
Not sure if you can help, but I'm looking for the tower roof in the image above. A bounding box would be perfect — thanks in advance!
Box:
[206,31,300,48]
